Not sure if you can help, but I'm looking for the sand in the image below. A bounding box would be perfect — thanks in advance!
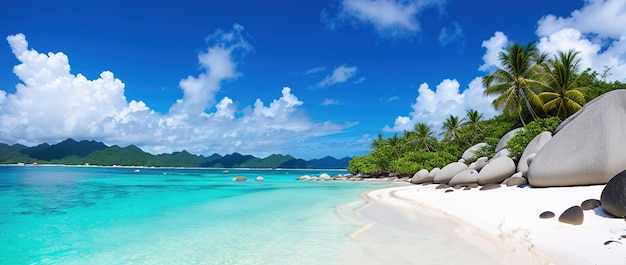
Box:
[340,183,626,265]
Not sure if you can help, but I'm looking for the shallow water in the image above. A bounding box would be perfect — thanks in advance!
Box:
[0,166,388,265]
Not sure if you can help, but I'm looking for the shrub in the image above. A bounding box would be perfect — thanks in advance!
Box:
[506,117,562,159]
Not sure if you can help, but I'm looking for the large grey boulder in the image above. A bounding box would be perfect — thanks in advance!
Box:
[434,162,468,184]
[478,156,516,185]
[528,90,626,187]
[601,170,626,218]
[428,168,440,178]
[495,127,523,152]
[462,143,488,161]
[449,169,479,186]
[411,169,431,184]
[517,131,552,177]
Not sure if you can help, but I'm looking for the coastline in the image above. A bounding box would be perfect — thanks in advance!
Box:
[341,184,626,265]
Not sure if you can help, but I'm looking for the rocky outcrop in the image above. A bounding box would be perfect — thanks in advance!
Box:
[478,156,516,185]
[528,90,626,187]
[518,131,552,177]
[601,170,626,218]
[433,162,467,184]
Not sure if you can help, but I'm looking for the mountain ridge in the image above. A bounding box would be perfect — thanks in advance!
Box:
[0,138,350,169]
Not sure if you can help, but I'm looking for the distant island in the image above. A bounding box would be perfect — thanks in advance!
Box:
[0,138,351,169]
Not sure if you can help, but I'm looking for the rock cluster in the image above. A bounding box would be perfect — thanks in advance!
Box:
[407,90,626,204]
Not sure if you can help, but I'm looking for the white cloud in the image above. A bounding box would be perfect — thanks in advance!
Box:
[169,23,251,117]
[0,29,356,159]
[325,0,445,38]
[382,95,400,102]
[478,31,508,71]
[304,66,326,75]
[535,0,626,82]
[536,0,626,39]
[317,64,358,87]
[321,98,341,106]
[383,78,498,133]
[438,21,463,47]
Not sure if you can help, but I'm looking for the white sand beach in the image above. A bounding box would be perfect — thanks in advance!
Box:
[340,183,626,265]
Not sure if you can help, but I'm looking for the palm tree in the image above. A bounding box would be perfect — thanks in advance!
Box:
[539,49,586,119]
[411,122,438,152]
[441,115,464,141]
[462,109,484,133]
[370,134,386,149]
[483,41,546,125]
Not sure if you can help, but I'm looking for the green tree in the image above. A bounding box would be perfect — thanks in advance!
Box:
[411,122,438,152]
[483,42,546,125]
[462,109,484,133]
[539,49,587,119]
[441,115,464,141]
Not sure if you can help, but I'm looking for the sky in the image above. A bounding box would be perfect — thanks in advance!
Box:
[0,0,625,159]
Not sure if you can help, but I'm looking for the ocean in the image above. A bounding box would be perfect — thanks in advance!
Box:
[0,166,390,264]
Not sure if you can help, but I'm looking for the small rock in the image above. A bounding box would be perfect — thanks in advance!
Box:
[580,199,601,210]
[319,173,332,180]
[559,206,584,225]
[506,176,528,187]
[232,176,247,182]
[539,211,555,219]
[479,183,501,191]
[604,240,622,245]
[463,187,472,191]
[297,175,311,181]
[436,184,450,189]
[445,189,454,193]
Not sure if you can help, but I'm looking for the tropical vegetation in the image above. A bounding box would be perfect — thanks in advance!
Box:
[349,41,624,176]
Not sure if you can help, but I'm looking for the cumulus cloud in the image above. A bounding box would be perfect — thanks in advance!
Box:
[169,23,251,117]
[535,0,626,82]
[0,28,356,159]
[383,78,498,133]
[478,31,508,72]
[317,64,358,87]
[536,0,626,39]
[323,0,446,38]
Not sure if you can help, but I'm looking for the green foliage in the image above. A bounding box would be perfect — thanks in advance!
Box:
[389,157,421,174]
[506,117,562,159]
[348,155,382,174]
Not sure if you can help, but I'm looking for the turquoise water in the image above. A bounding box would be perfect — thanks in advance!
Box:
[0,166,388,264]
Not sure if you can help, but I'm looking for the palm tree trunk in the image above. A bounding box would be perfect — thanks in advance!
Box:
[518,111,527,126]
[517,87,538,120]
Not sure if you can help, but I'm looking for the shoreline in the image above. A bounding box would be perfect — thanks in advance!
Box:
[341,184,626,264]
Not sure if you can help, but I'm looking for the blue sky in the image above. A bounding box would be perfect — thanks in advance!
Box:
[1,0,624,159]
